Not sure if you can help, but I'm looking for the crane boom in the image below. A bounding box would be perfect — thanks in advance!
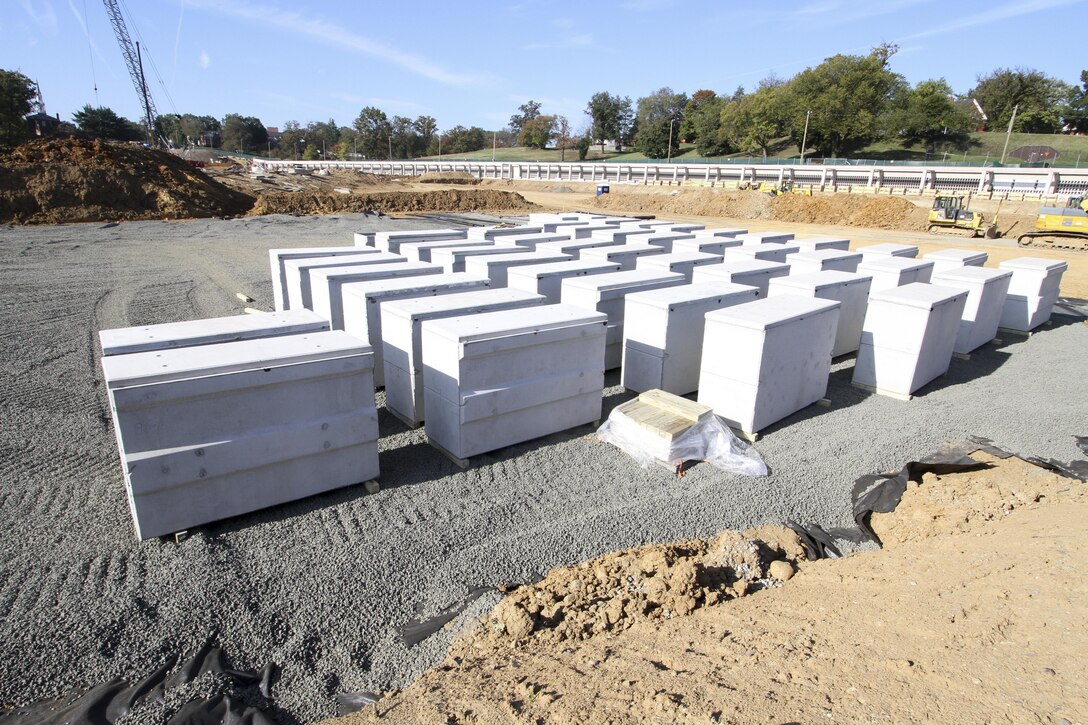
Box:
[102,0,158,146]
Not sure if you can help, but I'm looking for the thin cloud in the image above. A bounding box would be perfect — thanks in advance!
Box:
[199,50,210,69]
[65,0,112,70]
[185,0,487,86]
[18,0,58,32]
[172,0,185,84]
[899,0,1084,40]
[331,93,430,114]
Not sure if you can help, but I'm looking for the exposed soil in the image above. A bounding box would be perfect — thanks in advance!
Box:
[332,452,1088,724]
[413,171,479,185]
[248,189,536,216]
[0,138,254,224]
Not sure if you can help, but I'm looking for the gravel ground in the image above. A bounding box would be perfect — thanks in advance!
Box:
[1,212,1085,723]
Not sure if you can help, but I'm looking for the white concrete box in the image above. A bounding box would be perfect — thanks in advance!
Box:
[673,236,744,255]
[691,260,789,296]
[637,221,679,230]
[536,238,624,259]
[353,232,375,247]
[852,283,969,398]
[635,251,722,282]
[506,260,622,303]
[399,238,496,263]
[572,224,624,239]
[734,231,795,244]
[924,249,988,274]
[622,282,760,395]
[102,331,379,540]
[723,243,800,264]
[283,252,405,311]
[787,249,863,275]
[791,237,850,252]
[590,227,655,244]
[529,213,581,224]
[767,271,873,357]
[464,250,574,287]
[698,296,841,435]
[561,269,687,369]
[100,309,330,356]
[932,267,1012,354]
[666,223,705,233]
[340,272,491,386]
[856,257,935,292]
[421,305,608,461]
[997,257,1067,331]
[504,233,574,250]
[858,243,919,259]
[270,247,382,312]
[541,221,590,233]
[374,228,467,253]
[581,242,669,271]
[467,225,543,241]
[699,227,747,237]
[382,288,548,427]
[430,244,530,273]
[309,261,442,328]
[642,233,696,253]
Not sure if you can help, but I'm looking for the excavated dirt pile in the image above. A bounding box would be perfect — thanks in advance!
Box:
[413,171,479,185]
[0,138,254,224]
[590,188,931,230]
[249,189,537,216]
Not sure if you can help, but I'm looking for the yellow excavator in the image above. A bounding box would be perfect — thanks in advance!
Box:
[738,179,812,196]
[1017,195,1088,251]
[927,194,1000,238]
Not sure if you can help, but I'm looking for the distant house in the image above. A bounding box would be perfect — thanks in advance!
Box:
[26,112,62,137]
[266,127,280,142]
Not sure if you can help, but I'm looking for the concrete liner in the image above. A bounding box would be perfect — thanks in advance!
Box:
[572,224,624,239]
[642,233,697,253]
[734,232,794,244]
[697,227,748,238]
[999,257,1068,297]
[723,244,800,264]
[856,257,935,292]
[467,225,544,241]
[100,309,330,356]
[502,233,574,250]
[768,271,873,357]
[857,243,919,259]
[924,249,988,274]
[635,251,722,282]
[541,221,591,233]
[932,267,1012,353]
[787,250,863,275]
[672,237,744,255]
[374,229,467,253]
[590,228,656,244]
[102,331,379,540]
[667,224,705,233]
[791,237,851,252]
[382,289,548,426]
[536,238,624,259]
[691,260,790,296]
[507,260,622,304]
[283,252,405,311]
[270,247,382,311]
[561,269,687,369]
[430,244,531,273]
[999,290,1060,331]
[421,305,608,459]
[698,296,840,434]
[622,282,759,395]
[399,238,497,263]
[353,232,376,246]
[464,250,574,287]
[308,261,442,329]
[581,242,669,271]
[852,283,968,397]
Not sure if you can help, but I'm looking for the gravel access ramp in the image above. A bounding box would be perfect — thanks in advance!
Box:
[0,213,1085,723]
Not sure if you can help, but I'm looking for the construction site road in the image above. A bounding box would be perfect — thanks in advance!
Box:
[0,212,1085,723]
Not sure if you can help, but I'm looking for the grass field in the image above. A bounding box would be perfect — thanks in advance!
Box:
[419,131,1088,167]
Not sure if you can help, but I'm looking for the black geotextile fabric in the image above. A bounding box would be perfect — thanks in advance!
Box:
[0,638,275,725]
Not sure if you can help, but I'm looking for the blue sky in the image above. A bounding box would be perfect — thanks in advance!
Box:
[3,0,1085,132]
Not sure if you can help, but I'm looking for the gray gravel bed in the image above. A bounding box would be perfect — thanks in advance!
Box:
[0,213,1084,723]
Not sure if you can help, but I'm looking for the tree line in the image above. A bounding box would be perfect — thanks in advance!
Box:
[2,53,1086,159]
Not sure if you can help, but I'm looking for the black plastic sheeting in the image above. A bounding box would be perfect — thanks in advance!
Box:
[0,638,275,725]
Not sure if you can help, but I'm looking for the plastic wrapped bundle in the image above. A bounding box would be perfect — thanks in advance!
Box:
[596,390,768,476]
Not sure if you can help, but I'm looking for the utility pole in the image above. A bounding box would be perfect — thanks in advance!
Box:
[1000,104,1018,165]
[438,133,442,157]
[800,110,811,164]
[388,134,392,160]
[492,131,497,162]
[667,118,676,163]
[135,42,153,147]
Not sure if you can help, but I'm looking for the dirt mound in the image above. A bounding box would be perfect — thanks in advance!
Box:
[457,525,803,655]
[249,189,536,216]
[0,138,254,224]
[414,171,478,185]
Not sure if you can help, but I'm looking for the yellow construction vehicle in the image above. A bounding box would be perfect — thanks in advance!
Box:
[738,179,812,196]
[928,194,999,238]
[1017,196,1088,251]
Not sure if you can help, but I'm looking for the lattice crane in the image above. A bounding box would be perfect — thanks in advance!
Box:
[102,0,159,146]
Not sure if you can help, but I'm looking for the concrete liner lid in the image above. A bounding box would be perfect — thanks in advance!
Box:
[931,266,1012,284]
[793,249,861,261]
[511,260,618,279]
[314,261,437,281]
[626,282,757,310]
[103,331,372,389]
[869,282,968,310]
[385,288,545,322]
[859,243,917,254]
[564,269,684,294]
[285,252,401,270]
[706,295,840,330]
[421,304,607,346]
[796,237,849,244]
[341,272,489,303]
[770,270,873,292]
[271,246,372,257]
[700,259,789,275]
[858,257,932,272]
[641,251,720,265]
[925,249,987,261]
[99,309,329,355]
[468,250,572,265]
[1000,257,1069,273]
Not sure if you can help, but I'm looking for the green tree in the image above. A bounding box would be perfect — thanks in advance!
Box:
[577,134,592,160]
[679,89,716,142]
[585,91,633,152]
[353,106,392,159]
[554,115,572,161]
[783,47,904,157]
[0,69,36,145]
[73,105,143,142]
[970,67,1071,133]
[414,115,437,156]
[278,120,304,158]
[632,87,688,159]
[518,114,556,149]
[688,95,730,157]
[220,114,267,153]
[720,85,785,158]
[305,118,340,156]
[885,79,972,152]
[509,100,541,137]
[443,125,487,154]
[1063,70,1088,133]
